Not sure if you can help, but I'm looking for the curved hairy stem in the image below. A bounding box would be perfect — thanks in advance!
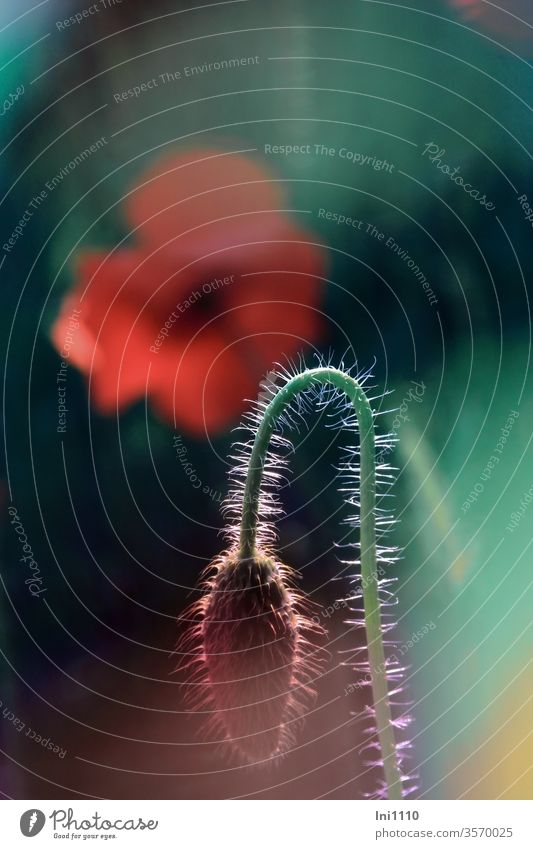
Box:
[238,366,403,799]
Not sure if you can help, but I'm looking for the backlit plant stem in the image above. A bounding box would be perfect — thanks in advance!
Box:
[239,366,403,799]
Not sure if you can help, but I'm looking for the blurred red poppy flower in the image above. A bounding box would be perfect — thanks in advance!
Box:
[451,0,533,42]
[51,148,326,436]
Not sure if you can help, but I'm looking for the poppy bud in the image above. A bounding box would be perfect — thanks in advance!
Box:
[180,550,324,762]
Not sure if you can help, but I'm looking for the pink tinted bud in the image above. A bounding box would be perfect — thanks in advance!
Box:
[179,550,324,762]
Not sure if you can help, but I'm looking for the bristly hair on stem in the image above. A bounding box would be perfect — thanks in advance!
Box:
[178,355,416,797]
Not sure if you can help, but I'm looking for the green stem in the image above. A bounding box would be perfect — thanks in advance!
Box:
[238,367,403,799]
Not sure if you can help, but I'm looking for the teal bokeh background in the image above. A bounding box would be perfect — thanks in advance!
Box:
[0,0,531,799]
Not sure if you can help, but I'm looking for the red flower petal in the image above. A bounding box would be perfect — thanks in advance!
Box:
[125,148,286,250]
[51,295,101,373]
[75,249,200,321]
[86,306,156,414]
[451,0,532,40]
[51,148,328,435]
[150,330,257,436]
[226,231,326,363]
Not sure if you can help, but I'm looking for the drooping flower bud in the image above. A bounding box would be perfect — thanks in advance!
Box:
[179,550,324,762]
